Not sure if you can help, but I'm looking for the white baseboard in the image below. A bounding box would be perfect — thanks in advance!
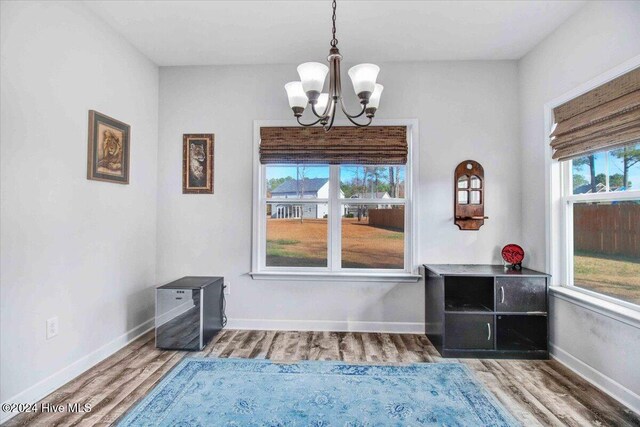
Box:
[226,318,424,334]
[0,318,155,424]
[550,343,640,415]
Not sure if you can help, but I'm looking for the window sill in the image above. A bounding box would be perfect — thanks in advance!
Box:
[549,286,640,329]
[249,271,422,283]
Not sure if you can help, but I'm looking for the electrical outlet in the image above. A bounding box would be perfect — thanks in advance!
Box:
[224,282,231,295]
[46,317,59,340]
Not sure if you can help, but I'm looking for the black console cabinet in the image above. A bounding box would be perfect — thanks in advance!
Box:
[423,264,549,359]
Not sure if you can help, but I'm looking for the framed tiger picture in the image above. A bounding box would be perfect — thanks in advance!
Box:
[183,134,214,194]
[87,110,130,184]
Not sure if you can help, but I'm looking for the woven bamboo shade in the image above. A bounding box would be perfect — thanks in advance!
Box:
[550,67,640,160]
[260,126,408,165]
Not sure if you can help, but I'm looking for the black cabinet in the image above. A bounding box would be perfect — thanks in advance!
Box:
[424,264,549,359]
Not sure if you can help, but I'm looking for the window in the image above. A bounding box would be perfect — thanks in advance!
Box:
[265,165,329,268]
[550,67,640,308]
[259,164,410,274]
[340,165,406,269]
[252,122,416,279]
[563,142,640,306]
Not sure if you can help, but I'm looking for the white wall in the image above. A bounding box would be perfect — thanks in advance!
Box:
[157,61,520,331]
[518,0,640,410]
[0,0,159,406]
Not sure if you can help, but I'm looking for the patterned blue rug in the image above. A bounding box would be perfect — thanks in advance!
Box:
[117,358,518,426]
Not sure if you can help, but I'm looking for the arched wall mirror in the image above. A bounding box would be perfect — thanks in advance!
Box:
[454,160,487,230]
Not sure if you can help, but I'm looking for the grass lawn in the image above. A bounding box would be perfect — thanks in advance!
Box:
[266,218,404,269]
[574,253,640,305]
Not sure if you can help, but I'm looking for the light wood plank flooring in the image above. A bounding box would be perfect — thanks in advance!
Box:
[4,330,639,426]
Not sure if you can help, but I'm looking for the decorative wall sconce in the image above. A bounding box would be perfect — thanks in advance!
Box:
[454,160,488,230]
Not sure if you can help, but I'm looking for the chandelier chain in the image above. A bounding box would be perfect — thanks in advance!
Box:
[330,0,338,47]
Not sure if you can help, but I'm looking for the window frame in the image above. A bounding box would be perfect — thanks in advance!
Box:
[251,119,420,282]
[559,157,640,310]
[545,57,640,318]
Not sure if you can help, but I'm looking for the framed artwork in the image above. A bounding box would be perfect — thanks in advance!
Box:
[183,134,214,194]
[87,110,130,184]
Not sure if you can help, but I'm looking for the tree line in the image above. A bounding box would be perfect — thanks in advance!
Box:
[573,145,639,192]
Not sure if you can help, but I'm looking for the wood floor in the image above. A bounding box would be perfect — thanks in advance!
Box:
[4,329,639,426]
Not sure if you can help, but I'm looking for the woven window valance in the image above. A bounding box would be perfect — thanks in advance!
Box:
[550,67,640,161]
[259,126,407,165]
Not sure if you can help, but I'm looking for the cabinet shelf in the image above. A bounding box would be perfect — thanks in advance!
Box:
[445,301,493,312]
[497,315,547,352]
[444,276,494,312]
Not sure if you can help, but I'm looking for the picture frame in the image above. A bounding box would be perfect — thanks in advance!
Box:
[183,134,214,194]
[87,110,130,184]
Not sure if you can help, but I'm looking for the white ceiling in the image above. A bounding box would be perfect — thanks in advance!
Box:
[85,0,586,66]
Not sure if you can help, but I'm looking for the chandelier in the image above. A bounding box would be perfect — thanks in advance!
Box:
[284,0,383,131]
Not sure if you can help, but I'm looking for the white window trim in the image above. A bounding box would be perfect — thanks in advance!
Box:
[559,160,640,312]
[250,119,420,282]
[545,54,640,318]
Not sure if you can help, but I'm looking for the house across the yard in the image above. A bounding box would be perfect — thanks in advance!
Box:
[573,182,628,194]
[270,178,345,219]
[271,177,330,199]
[345,192,392,217]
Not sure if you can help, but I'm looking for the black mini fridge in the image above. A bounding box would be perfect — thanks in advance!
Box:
[155,276,224,351]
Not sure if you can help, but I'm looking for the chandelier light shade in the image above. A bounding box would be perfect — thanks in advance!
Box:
[368,84,384,110]
[284,82,307,110]
[297,62,329,94]
[347,64,380,97]
[284,0,383,131]
[316,93,330,113]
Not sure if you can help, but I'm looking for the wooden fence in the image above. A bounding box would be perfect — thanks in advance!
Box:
[574,203,640,258]
[368,208,405,231]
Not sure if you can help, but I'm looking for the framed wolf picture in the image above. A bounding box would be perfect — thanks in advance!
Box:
[183,134,214,194]
[87,110,130,184]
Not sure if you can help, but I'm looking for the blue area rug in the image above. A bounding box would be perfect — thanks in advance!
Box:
[117,358,518,426]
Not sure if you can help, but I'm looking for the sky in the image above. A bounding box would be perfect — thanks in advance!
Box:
[266,165,406,184]
[572,148,640,190]
[266,166,328,180]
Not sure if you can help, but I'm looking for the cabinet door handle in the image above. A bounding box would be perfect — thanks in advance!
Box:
[487,323,491,341]
[500,286,505,304]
